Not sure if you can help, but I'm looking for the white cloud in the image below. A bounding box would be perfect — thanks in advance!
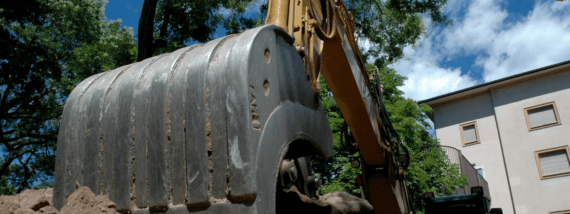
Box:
[442,0,508,54]
[442,0,469,20]
[391,44,479,101]
[478,0,570,81]
[388,0,570,101]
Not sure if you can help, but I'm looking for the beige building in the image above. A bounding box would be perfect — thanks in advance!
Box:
[419,61,570,214]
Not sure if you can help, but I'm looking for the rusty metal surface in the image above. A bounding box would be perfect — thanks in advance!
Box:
[54,25,333,213]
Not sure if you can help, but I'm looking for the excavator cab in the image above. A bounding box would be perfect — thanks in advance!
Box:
[423,186,503,214]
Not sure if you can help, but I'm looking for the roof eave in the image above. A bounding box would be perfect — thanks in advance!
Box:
[418,60,570,107]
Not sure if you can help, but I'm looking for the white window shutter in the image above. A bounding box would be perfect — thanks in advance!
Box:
[528,105,557,127]
[540,150,570,175]
[463,125,477,143]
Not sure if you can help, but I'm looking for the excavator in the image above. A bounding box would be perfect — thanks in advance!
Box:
[53,0,414,213]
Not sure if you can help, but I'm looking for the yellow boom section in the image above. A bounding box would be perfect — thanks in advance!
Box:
[266,0,413,213]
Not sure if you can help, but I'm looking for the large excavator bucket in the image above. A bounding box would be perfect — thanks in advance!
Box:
[53,25,333,213]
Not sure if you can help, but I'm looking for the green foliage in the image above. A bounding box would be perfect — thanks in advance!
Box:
[311,76,362,196]
[314,66,467,212]
[0,0,137,194]
[68,19,138,82]
[376,67,467,212]
[222,0,268,34]
[345,0,451,67]
[140,0,260,60]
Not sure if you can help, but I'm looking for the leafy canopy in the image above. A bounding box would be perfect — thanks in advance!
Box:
[137,0,263,61]
[345,0,451,67]
[315,66,467,212]
[0,0,137,194]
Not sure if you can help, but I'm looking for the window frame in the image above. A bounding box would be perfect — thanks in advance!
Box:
[534,145,570,180]
[459,121,480,147]
[523,101,561,131]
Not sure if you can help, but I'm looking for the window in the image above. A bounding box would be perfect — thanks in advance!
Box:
[534,146,570,180]
[524,101,561,131]
[460,121,480,146]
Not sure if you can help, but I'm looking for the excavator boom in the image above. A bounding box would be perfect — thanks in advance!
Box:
[265,0,412,213]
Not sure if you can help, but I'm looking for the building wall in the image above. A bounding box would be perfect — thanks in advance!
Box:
[491,70,570,214]
[434,93,515,214]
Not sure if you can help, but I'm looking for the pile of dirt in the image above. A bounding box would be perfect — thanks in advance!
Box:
[0,187,117,214]
[321,191,374,214]
[0,188,57,214]
[1,186,373,214]
[277,186,374,214]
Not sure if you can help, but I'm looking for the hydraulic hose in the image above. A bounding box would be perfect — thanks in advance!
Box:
[310,0,337,41]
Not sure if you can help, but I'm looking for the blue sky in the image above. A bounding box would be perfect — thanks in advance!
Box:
[105,0,570,101]
[388,0,570,101]
[104,0,263,46]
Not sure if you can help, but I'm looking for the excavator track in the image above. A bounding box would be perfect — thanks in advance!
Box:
[53,25,333,214]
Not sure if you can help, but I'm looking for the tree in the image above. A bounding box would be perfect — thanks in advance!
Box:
[345,0,452,67]
[0,0,137,194]
[315,66,467,212]
[137,0,261,61]
[376,67,467,211]
[311,76,363,197]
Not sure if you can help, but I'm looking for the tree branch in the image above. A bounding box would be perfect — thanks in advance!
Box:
[15,156,33,193]
[373,0,384,16]
[2,134,52,146]
[5,113,32,119]
[4,84,51,111]
[1,129,16,136]
[13,140,53,151]
[0,82,13,115]
[0,151,15,178]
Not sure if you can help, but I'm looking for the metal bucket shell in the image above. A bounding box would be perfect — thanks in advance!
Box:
[53,25,333,213]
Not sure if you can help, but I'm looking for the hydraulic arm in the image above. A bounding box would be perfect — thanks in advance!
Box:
[266,0,413,213]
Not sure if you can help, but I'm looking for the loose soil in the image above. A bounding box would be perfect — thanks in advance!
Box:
[0,187,117,214]
[0,186,372,214]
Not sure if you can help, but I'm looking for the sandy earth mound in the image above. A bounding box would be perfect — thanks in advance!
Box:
[0,188,56,214]
[0,187,117,214]
[321,191,374,214]
[1,186,372,214]
[277,186,374,214]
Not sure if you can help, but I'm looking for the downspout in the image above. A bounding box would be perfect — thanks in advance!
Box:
[489,89,517,214]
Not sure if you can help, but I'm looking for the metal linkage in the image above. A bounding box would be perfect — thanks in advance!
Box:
[279,159,298,189]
